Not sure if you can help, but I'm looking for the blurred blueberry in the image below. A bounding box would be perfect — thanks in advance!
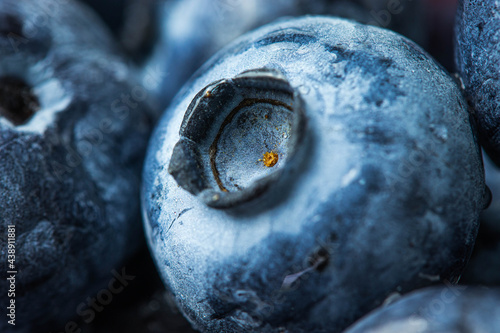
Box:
[344,286,500,332]
[143,0,426,111]
[142,16,487,332]
[0,0,155,331]
[455,0,500,165]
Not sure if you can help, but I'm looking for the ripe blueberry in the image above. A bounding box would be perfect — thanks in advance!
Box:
[455,0,500,165]
[344,286,500,332]
[0,0,155,331]
[143,16,487,332]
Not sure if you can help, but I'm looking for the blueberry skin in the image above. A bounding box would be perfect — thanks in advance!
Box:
[0,0,154,331]
[143,16,487,333]
[344,286,500,332]
[455,0,500,165]
[144,0,425,111]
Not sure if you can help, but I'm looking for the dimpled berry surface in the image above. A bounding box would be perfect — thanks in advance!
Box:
[143,16,486,333]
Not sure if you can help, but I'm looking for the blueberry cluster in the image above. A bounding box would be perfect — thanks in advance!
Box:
[1,1,499,333]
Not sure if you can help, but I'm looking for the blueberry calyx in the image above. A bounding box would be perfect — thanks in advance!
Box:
[0,76,40,126]
[168,68,306,209]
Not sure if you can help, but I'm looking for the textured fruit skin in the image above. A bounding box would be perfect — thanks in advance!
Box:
[143,16,486,333]
[143,0,425,111]
[344,286,500,332]
[455,0,500,165]
[0,0,154,331]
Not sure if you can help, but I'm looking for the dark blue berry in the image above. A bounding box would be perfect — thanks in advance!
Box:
[455,0,500,165]
[0,0,155,331]
[142,16,487,333]
[344,286,500,332]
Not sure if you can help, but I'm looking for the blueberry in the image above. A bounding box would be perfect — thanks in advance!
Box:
[455,0,500,165]
[142,16,487,332]
[0,0,155,331]
[344,286,500,332]
[143,0,425,111]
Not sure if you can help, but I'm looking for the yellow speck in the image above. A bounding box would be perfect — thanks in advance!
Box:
[262,152,279,167]
[205,90,212,97]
